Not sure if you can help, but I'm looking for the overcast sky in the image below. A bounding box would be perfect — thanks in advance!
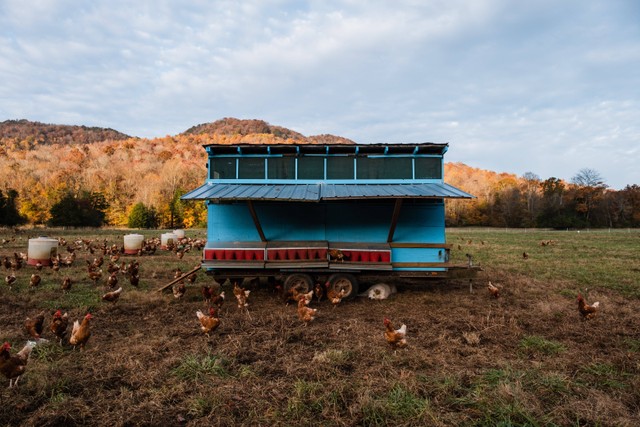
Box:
[1,1,639,189]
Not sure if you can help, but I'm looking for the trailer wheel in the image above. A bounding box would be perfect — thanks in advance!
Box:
[327,273,359,299]
[284,273,313,294]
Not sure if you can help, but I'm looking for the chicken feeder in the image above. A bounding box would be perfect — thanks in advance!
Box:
[160,232,177,250]
[123,233,144,254]
[173,229,185,239]
[27,237,58,266]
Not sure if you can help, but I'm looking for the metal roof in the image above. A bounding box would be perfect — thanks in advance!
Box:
[182,182,473,202]
[203,142,449,156]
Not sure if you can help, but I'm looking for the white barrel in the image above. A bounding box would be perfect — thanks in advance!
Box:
[28,237,59,266]
[173,229,185,239]
[161,232,177,250]
[123,234,145,254]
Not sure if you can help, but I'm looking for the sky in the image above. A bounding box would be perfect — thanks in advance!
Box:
[1,0,639,189]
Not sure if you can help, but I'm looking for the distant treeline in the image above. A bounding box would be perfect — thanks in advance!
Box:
[0,118,638,229]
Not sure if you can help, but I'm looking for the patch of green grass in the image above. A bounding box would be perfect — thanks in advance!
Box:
[518,335,566,356]
[448,228,640,297]
[624,338,640,352]
[361,384,432,426]
[171,352,231,382]
[577,363,631,390]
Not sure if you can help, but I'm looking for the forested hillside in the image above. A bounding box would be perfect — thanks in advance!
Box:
[0,118,638,229]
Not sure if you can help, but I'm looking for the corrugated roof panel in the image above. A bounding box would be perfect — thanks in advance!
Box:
[182,183,474,201]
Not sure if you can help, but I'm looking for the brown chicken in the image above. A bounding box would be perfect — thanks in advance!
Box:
[24,311,45,339]
[233,282,251,309]
[106,271,118,288]
[383,317,408,350]
[5,274,16,289]
[210,291,225,308]
[577,294,600,320]
[196,307,220,336]
[69,313,93,350]
[61,276,72,292]
[102,287,123,304]
[173,282,187,299]
[313,282,325,302]
[50,310,69,344]
[487,281,500,298]
[325,282,346,307]
[297,296,318,326]
[29,274,41,287]
[129,274,140,287]
[201,285,214,303]
[0,341,37,387]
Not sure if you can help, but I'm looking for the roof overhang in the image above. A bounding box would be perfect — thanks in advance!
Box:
[182,183,474,202]
[203,142,449,156]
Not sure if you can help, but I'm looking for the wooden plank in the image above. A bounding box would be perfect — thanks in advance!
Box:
[389,243,453,249]
[156,265,201,293]
[247,200,267,242]
[387,199,403,243]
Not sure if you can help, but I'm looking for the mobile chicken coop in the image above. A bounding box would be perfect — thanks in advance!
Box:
[182,142,477,297]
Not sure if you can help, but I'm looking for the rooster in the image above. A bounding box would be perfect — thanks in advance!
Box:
[196,307,220,337]
[577,294,600,320]
[24,311,45,340]
[102,287,123,304]
[487,281,500,298]
[297,296,318,326]
[69,313,93,350]
[50,310,69,344]
[383,317,407,350]
[0,341,37,387]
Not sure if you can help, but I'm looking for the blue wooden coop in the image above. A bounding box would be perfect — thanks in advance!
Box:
[182,142,475,296]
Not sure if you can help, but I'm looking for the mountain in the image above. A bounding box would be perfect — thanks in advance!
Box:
[0,119,131,146]
[182,117,354,145]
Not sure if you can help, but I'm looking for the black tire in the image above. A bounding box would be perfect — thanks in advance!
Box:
[284,273,313,294]
[327,273,359,299]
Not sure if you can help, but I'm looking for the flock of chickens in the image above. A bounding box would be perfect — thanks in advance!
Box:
[1,234,601,389]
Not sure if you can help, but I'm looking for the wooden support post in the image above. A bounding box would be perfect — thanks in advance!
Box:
[157,265,201,292]
[387,199,403,243]
[247,200,267,242]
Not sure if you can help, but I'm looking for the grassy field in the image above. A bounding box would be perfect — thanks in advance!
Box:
[1,227,639,426]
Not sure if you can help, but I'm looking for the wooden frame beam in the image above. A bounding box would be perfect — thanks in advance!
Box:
[387,199,403,243]
[247,200,267,242]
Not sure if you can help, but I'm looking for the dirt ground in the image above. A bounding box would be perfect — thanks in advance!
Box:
[1,249,639,426]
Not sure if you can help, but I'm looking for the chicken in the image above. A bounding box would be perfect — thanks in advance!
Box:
[233,282,251,309]
[5,274,16,289]
[102,287,123,304]
[128,273,140,287]
[61,276,72,292]
[487,281,500,298]
[297,296,318,326]
[186,272,197,285]
[522,251,529,260]
[282,286,301,305]
[577,294,600,320]
[50,310,69,344]
[210,291,225,308]
[88,269,103,284]
[201,285,214,303]
[35,261,43,271]
[383,317,408,350]
[2,257,11,270]
[69,313,93,350]
[24,311,45,339]
[328,249,345,262]
[173,282,186,299]
[106,271,118,288]
[0,341,37,387]
[30,274,41,287]
[325,282,346,307]
[301,290,314,305]
[313,282,325,302]
[196,307,220,336]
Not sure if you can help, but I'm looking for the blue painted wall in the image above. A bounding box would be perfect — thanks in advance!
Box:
[207,200,447,269]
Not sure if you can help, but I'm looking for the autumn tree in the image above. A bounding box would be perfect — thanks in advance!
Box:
[570,168,608,225]
[48,191,108,227]
[0,188,26,226]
